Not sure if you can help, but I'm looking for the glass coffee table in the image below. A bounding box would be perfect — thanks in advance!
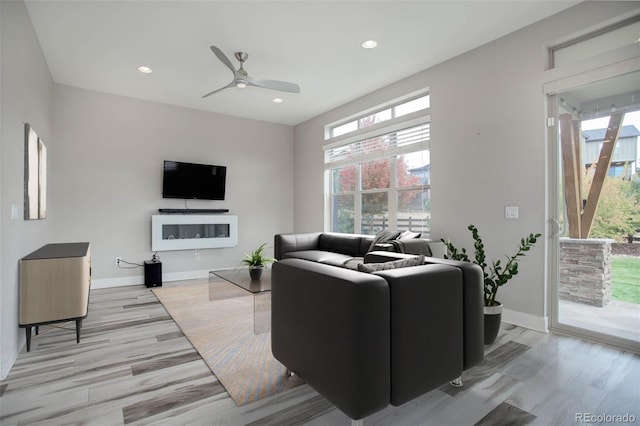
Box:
[209,269,271,334]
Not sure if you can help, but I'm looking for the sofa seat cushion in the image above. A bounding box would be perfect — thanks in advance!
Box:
[282,250,354,266]
[342,257,364,270]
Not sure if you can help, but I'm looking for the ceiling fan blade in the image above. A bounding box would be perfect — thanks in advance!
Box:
[201,81,235,98]
[247,76,300,94]
[210,45,236,75]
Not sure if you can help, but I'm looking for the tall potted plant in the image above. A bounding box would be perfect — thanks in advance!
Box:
[442,225,541,344]
[241,243,276,280]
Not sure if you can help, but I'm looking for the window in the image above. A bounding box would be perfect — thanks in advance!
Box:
[325,93,431,235]
[550,16,640,68]
[328,94,430,139]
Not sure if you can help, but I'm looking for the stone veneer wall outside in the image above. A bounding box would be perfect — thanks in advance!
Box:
[559,238,614,307]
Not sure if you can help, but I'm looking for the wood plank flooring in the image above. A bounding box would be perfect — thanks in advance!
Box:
[1,279,638,425]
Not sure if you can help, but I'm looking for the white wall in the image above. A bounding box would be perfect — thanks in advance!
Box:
[1,1,293,377]
[51,84,294,286]
[293,2,640,328]
[0,0,54,378]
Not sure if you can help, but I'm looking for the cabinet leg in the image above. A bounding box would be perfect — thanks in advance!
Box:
[26,327,32,352]
[76,319,82,344]
[35,325,39,335]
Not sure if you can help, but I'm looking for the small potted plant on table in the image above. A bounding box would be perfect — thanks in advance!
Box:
[241,243,276,281]
[442,225,541,344]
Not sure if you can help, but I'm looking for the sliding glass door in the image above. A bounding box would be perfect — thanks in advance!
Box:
[548,71,640,351]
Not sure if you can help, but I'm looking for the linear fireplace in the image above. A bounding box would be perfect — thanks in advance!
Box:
[151,214,238,251]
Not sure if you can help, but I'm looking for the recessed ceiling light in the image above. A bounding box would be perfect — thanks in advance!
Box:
[361,40,378,49]
[273,98,283,103]
[137,66,153,74]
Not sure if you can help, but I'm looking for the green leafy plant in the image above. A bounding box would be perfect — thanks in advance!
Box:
[241,243,276,268]
[442,225,541,306]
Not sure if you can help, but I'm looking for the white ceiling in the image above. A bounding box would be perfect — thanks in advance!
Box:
[25,1,579,126]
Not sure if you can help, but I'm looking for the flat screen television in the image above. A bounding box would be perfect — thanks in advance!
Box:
[162,160,226,200]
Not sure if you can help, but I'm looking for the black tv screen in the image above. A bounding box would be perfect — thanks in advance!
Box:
[162,160,226,200]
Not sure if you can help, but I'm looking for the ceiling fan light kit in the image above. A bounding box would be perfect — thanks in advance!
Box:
[202,45,300,98]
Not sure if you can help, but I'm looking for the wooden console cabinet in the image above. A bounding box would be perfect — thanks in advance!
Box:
[19,242,91,351]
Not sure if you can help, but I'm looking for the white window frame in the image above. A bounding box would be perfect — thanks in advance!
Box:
[549,14,640,69]
[325,89,430,140]
[324,90,431,235]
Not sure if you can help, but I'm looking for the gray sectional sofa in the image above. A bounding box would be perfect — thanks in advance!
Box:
[274,231,447,269]
[271,232,484,422]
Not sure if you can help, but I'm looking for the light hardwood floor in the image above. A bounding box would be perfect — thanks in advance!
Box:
[1,279,638,425]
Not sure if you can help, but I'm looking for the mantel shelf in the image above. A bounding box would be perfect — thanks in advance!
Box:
[158,208,229,214]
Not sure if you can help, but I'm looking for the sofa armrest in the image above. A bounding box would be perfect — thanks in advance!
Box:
[271,259,390,420]
[423,240,447,258]
[274,232,321,260]
[365,251,484,370]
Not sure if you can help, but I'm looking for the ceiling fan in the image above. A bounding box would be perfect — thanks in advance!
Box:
[202,46,300,98]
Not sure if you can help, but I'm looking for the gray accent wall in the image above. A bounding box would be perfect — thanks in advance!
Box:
[1,0,55,378]
[292,2,640,327]
[50,85,294,286]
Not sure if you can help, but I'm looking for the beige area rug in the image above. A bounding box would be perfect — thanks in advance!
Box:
[152,281,302,406]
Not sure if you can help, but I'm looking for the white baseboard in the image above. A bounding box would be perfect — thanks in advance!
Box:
[91,275,145,289]
[503,308,549,333]
[91,268,237,289]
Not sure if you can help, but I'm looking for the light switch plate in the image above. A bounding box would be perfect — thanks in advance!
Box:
[505,206,519,219]
[11,204,20,220]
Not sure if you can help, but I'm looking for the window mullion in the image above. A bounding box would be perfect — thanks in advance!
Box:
[389,158,398,230]
[355,164,362,233]
[324,170,331,232]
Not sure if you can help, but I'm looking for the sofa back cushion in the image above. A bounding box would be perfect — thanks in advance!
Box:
[319,233,370,257]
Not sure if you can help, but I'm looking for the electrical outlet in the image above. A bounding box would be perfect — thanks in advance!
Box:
[115,257,122,266]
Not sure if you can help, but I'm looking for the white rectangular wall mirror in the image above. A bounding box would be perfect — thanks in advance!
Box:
[24,123,47,220]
